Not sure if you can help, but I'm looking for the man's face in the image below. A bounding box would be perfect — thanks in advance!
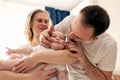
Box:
[68,14,95,43]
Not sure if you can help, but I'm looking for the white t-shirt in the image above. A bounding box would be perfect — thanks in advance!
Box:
[32,45,65,71]
[55,15,117,80]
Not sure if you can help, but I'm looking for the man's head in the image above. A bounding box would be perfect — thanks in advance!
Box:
[68,5,110,43]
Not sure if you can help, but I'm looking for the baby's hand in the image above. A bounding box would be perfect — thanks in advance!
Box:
[12,56,37,73]
[6,47,16,55]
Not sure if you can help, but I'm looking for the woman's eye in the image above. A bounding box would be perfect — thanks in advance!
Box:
[44,20,49,24]
[37,19,49,24]
[37,19,42,23]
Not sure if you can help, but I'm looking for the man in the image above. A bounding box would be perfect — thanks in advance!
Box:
[40,5,117,80]
[13,5,117,80]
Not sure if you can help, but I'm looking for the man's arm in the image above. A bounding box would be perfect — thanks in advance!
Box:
[68,44,113,80]
[81,42,117,80]
[79,52,112,80]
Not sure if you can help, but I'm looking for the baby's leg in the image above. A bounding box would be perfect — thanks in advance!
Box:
[0,54,20,71]
[58,70,68,80]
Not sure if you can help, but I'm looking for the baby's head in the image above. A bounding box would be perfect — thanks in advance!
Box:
[50,31,65,50]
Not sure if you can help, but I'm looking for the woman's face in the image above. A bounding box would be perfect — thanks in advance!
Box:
[32,12,50,37]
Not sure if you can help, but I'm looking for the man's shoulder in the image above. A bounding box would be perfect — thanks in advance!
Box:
[82,32,117,59]
[99,33,117,45]
[94,32,117,49]
[65,15,76,21]
[83,32,117,49]
[58,14,76,23]
[68,14,76,19]
[54,15,76,34]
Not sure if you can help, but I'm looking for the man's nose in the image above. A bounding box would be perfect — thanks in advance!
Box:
[68,32,74,40]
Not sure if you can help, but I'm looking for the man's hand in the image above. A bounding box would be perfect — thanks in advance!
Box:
[29,64,57,80]
[39,26,54,48]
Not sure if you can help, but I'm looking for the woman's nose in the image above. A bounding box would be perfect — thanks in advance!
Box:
[41,21,46,25]
[39,20,46,25]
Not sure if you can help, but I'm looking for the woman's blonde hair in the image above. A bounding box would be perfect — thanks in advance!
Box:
[24,9,50,44]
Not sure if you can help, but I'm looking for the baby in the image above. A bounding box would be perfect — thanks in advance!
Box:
[0,31,67,80]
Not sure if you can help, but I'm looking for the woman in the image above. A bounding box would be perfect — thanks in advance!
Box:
[24,9,50,47]
[0,9,57,80]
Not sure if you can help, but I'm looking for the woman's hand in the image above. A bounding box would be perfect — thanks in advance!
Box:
[12,56,38,73]
[39,26,54,48]
[29,64,57,80]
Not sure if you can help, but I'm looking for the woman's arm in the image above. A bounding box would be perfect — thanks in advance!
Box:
[0,64,57,80]
[0,70,29,80]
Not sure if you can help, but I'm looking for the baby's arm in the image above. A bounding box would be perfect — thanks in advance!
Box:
[58,70,68,80]
[6,47,33,55]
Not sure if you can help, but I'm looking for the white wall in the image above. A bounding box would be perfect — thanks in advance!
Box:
[71,0,98,15]
[0,1,45,59]
[97,0,120,72]
[70,0,91,15]
[71,0,120,72]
